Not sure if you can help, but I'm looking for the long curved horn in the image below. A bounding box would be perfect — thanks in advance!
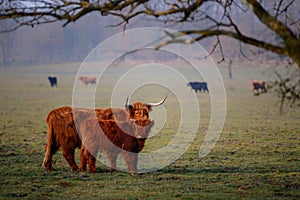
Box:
[125,96,129,107]
[147,96,167,107]
[125,96,132,108]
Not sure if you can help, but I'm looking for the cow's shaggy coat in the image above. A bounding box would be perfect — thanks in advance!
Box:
[43,106,129,171]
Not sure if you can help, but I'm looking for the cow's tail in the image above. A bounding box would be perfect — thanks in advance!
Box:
[43,116,55,171]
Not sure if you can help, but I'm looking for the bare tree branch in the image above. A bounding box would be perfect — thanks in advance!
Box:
[0,0,299,67]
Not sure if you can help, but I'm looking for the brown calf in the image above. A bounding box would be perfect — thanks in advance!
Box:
[79,119,154,175]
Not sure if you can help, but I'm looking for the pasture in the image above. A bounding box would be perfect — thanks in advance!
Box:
[0,63,299,199]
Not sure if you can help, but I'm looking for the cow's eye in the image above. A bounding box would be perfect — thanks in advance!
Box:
[135,111,140,115]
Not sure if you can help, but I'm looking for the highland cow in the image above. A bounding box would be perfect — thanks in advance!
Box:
[43,106,104,171]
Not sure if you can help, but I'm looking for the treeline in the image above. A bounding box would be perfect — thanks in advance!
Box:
[0,14,125,66]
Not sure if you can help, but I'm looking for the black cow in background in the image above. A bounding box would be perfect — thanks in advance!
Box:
[48,76,57,87]
[187,82,209,93]
[251,80,266,94]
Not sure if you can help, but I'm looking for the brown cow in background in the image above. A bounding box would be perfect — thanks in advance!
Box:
[78,76,97,85]
[43,96,166,171]
[79,119,154,175]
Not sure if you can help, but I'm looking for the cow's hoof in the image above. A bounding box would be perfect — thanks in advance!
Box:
[72,167,79,172]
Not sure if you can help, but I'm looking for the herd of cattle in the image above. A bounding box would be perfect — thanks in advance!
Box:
[43,97,166,175]
[187,80,267,95]
[44,76,268,174]
[48,76,97,87]
[48,77,267,95]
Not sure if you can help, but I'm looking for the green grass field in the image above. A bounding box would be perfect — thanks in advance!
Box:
[0,63,299,199]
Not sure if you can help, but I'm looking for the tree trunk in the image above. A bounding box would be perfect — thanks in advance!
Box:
[287,39,300,69]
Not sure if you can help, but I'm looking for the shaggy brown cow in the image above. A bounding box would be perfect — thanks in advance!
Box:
[43,106,132,171]
[43,106,105,171]
[43,96,166,171]
[78,76,97,85]
[79,119,154,175]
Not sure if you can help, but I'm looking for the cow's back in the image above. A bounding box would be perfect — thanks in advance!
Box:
[102,108,129,121]
[46,106,79,147]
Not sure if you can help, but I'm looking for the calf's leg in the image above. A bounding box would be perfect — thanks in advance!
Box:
[107,152,118,172]
[79,146,87,172]
[87,152,96,173]
[123,152,138,176]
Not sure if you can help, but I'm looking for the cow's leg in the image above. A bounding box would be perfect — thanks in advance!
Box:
[79,146,87,172]
[107,152,118,172]
[83,145,97,173]
[123,152,137,176]
[43,144,58,171]
[87,151,97,173]
[62,145,79,171]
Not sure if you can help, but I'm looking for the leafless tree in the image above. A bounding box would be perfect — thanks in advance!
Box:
[267,66,300,112]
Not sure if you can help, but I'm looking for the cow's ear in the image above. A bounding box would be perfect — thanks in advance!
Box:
[125,104,133,112]
[126,105,134,117]
[147,105,152,111]
[126,105,133,111]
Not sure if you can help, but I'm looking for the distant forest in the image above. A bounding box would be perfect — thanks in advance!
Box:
[0,14,121,66]
[0,8,282,67]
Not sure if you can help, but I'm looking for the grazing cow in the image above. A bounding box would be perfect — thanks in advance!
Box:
[78,76,97,85]
[48,76,57,87]
[251,80,266,94]
[43,96,166,171]
[187,82,209,93]
[79,119,154,175]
